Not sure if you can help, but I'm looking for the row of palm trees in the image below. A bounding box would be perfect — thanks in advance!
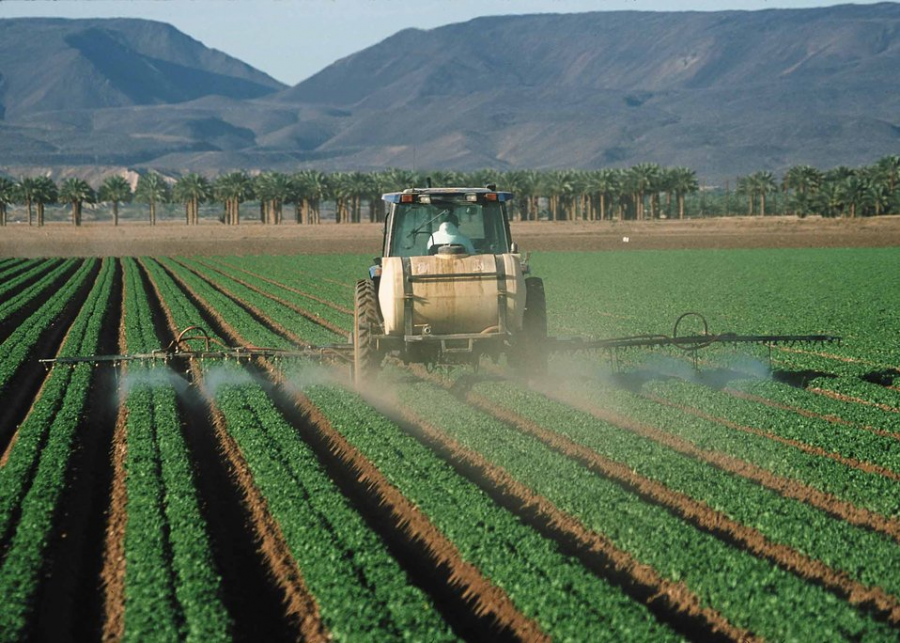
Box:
[0,157,897,226]
[0,166,700,226]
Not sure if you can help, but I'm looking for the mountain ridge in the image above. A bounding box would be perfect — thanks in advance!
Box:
[1,6,899,183]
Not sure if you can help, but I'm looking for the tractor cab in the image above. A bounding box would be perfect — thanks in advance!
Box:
[380,187,515,260]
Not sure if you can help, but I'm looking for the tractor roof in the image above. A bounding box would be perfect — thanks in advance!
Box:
[382,187,513,203]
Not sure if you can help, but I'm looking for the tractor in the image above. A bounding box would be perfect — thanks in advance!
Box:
[352,185,546,385]
[41,184,840,378]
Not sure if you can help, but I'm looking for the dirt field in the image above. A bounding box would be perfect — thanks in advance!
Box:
[2,215,900,257]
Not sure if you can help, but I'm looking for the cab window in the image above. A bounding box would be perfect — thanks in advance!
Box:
[387,198,510,257]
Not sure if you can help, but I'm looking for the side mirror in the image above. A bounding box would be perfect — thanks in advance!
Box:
[510,242,519,253]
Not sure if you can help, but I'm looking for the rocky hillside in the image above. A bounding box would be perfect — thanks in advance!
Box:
[1,5,899,182]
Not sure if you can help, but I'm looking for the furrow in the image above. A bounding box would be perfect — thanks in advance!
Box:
[157,259,547,640]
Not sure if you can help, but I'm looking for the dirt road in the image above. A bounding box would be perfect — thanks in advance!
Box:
[2,216,899,257]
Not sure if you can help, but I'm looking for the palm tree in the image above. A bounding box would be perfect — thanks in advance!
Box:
[214,172,252,225]
[134,172,170,225]
[326,172,352,224]
[32,176,58,227]
[291,169,328,224]
[16,177,39,226]
[17,176,56,226]
[343,171,370,223]
[735,176,753,215]
[173,173,212,225]
[0,176,15,226]
[383,168,419,193]
[840,175,866,219]
[629,163,661,220]
[98,175,133,226]
[782,165,822,217]
[749,170,776,216]
[670,167,699,220]
[814,180,844,218]
[876,154,900,197]
[861,182,890,217]
[58,178,96,226]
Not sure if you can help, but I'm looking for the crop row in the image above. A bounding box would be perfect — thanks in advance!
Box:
[553,370,900,518]
[143,258,454,639]
[0,258,79,327]
[466,378,900,601]
[212,254,360,308]
[159,258,340,346]
[0,259,59,301]
[117,258,231,642]
[0,259,44,286]
[640,377,900,478]
[172,255,693,640]
[194,258,899,639]
[390,376,896,641]
[0,259,95,397]
[304,379,690,641]
[201,257,354,329]
[0,258,114,641]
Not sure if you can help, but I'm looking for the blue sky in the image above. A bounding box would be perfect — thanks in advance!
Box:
[0,0,891,85]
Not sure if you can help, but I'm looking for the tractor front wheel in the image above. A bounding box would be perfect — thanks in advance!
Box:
[353,279,382,387]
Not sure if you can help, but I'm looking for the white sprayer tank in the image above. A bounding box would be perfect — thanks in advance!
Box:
[379,254,525,336]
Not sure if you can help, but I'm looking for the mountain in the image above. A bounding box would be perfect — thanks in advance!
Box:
[1,6,899,182]
[0,18,285,119]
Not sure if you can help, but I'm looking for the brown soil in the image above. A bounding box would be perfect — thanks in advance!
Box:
[3,215,900,257]
[545,388,900,544]
[0,260,98,455]
[177,265,752,639]
[773,345,900,372]
[32,259,122,642]
[162,258,546,640]
[188,259,350,337]
[811,387,900,414]
[101,280,130,643]
[140,259,327,642]
[726,389,900,442]
[452,382,900,624]
[210,258,353,314]
[391,396,756,642]
[645,393,900,483]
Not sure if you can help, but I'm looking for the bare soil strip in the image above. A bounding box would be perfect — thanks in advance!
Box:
[31,259,123,641]
[0,259,78,344]
[727,388,900,442]
[442,380,900,624]
[810,387,900,414]
[210,258,353,314]
[0,260,99,461]
[773,345,900,373]
[543,388,900,544]
[0,259,63,313]
[160,260,546,640]
[387,397,757,643]
[645,393,900,483]
[170,260,544,640]
[266,369,544,641]
[140,259,326,642]
[101,276,130,643]
[167,259,314,346]
[186,258,350,337]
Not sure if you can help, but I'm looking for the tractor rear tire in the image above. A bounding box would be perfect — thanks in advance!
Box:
[353,279,382,387]
[510,277,548,377]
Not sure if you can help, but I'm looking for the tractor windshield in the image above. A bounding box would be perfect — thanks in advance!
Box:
[387,198,511,257]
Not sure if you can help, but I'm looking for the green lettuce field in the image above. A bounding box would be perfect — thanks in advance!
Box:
[0,247,898,641]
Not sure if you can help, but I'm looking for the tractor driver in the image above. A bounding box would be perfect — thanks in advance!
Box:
[427,211,476,255]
